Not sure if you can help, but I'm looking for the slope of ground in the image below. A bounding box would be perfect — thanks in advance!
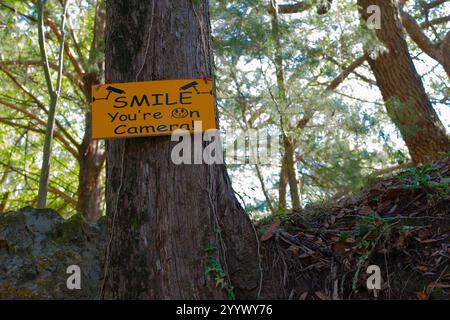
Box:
[259,157,450,300]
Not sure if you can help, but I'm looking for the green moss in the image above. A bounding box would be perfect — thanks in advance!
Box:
[0,211,27,229]
[52,213,85,244]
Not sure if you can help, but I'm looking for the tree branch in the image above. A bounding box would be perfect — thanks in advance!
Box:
[0,161,77,207]
[0,64,80,149]
[420,14,450,28]
[278,1,312,14]
[326,56,367,91]
[0,60,81,89]
[0,98,79,159]
[3,1,85,78]
[423,0,449,10]
[400,11,444,63]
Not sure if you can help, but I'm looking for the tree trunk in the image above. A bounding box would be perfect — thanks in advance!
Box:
[443,32,450,78]
[283,135,302,211]
[77,110,104,223]
[75,0,106,222]
[102,0,260,299]
[278,155,288,211]
[358,0,450,164]
[270,2,302,211]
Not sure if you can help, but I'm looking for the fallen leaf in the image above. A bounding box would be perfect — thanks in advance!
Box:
[299,292,308,300]
[417,265,430,273]
[377,201,392,211]
[360,206,373,215]
[287,245,299,254]
[416,291,428,300]
[315,291,331,300]
[337,211,346,218]
[261,219,281,242]
[418,229,431,240]
[332,242,347,255]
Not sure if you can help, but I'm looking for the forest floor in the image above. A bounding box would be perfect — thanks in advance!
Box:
[258,156,450,300]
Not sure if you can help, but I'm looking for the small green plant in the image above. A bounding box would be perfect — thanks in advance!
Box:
[338,231,350,242]
[355,214,380,237]
[204,245,235,300]
[352,253,369,291]
[355,222,370,237]
[430,177,450,193]
[274,209,294,224]
[398,164,433,189]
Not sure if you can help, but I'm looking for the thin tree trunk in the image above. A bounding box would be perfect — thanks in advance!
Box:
[270,2,302,211]
[102,0,261,299]
[443,32,450,78]
[0,165,10,213]
[283,135,302,211]
[254,162,275,213]
[76,0,106,222]
[36,0,68,208]
[278,154,288,211]
[358,0,450,164]
[77,110,104,222]
[0,192,10,213]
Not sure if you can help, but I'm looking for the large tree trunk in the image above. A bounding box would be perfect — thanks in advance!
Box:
[102,0,261,299]
[358,0,449,164]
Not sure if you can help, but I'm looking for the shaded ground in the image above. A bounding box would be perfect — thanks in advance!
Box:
[259,157,449,300]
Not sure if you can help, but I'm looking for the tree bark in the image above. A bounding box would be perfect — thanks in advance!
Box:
[278,155,288,211]
[77,108,104,223]
[76,0,106,222]
[283,135,302,211]
[358,0,450,164]
[102,0,260,299]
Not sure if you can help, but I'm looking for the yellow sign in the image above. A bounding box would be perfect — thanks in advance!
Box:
[91,79,216,139]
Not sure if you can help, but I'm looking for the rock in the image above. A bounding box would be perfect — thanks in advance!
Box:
[0,207,106,299]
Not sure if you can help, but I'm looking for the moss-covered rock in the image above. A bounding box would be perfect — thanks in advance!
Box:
[0,207,105,299]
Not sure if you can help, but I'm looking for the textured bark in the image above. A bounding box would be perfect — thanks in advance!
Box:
[443,32,450,78]
[278,155,287,211]
[281,136,302,211]
[102,0,260,299]
[77,107,103,223]
[358,0,450,164]
[76,0,106,222]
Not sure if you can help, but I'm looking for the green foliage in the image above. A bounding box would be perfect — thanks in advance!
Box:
[204,244,235,300]
[398,164,433,189]
[0,0,100,217]
[274,209,294,224]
